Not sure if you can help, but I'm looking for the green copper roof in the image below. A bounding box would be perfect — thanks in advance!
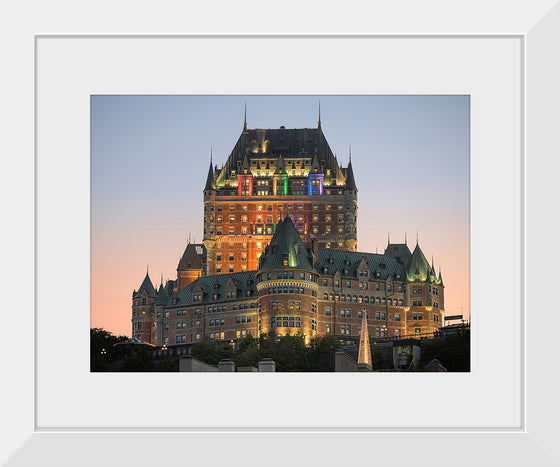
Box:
[133,272,157,298]
[154,281,173,306]
[258,216,314,272]
[406,244,441,283]
[315,249,406,280]
[169,271,258,307]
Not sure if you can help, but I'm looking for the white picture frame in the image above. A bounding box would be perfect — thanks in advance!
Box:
[2,1,559,465]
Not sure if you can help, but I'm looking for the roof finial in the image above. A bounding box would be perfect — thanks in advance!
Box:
[210,146,213,164]
[243,102,247,131]
[387,232,390,245]
[349,144,352,163]
[146,263,149,275]
[416,231,419,245]
[318,100,322,130]
[405,232,408,245]
[161,273,163,287]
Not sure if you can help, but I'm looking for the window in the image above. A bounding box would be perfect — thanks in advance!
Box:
[395,313,401,321]
[325,323,332,334]
[325,308,332,316]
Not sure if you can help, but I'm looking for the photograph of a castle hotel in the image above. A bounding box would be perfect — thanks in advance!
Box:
[91,95,470,372]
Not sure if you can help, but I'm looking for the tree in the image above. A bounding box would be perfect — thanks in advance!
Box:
[90,328,129,371]
[417,329,470,371]
[306,335,341,371]
[191,340,234,365]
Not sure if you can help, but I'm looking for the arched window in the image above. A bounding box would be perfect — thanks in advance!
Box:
[353,296,358,303]
[323,293,328,299]
[358,296,363,303]
[364,296,369,304]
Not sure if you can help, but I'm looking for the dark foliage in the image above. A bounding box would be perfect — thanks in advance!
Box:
[90,328,129,371]
[417,329,471,371]
[191,333,341,372]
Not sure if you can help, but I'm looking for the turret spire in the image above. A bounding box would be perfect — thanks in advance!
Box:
[204,152,216,191]
[318,100,322,130]
[243,102,247,131]
[357,310,372,369]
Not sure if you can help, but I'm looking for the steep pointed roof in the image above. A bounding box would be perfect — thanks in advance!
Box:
[406,243,432,282]
[177,243,203,270]
[383,243,413,265]
[438,268,444,286]
[274,155,287,175]
[357,311,372,368]
[310,154,322,174]
[214,126,342,186]
[345,159,357,191]
[240,154,251,175]
[133,272,157,298]
[258,216,314,272]
[204,159,215,191]
[154,281,172,306]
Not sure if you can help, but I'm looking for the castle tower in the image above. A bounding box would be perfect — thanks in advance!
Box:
[343,156,358,252]
[405,242,445,335]
[131,270,157,342]
[256,215,319,344]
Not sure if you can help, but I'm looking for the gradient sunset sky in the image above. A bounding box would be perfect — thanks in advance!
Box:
[91,95,470,337]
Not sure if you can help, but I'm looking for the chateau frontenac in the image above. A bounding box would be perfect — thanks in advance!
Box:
[131,115,445,349]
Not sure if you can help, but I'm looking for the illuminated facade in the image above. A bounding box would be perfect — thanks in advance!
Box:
[131,117,445,350]
[202,114,357,275]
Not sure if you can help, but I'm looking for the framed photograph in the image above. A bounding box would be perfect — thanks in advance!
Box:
[2,2,559,465]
